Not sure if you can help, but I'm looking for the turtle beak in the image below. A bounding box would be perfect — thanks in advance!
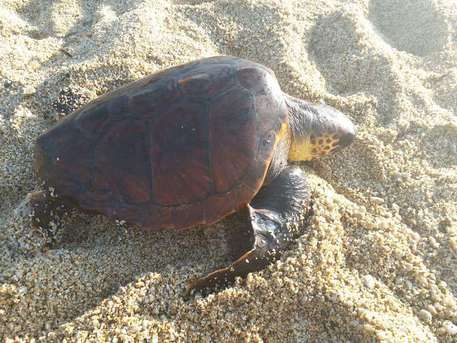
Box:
[316,103,357,151]
[336,117,356,149]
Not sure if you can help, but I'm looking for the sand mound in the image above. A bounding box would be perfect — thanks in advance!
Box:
[1,0,456,341]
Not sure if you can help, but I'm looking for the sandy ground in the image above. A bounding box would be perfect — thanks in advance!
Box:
[1,0,457,341]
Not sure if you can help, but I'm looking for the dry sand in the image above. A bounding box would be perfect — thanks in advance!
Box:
[1,0,457,341]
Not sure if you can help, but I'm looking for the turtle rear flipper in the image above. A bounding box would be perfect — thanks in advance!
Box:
[187,166,310,294]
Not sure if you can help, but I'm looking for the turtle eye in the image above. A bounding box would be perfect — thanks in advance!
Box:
[262,130,276,148]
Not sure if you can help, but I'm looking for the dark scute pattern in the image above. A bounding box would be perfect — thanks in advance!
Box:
[237,67,271,95]
[178,64,235,97]
[95,120,151,204]
[75,95,130,138]
[76,103,111,136]
[128,78,179,118]
[154,100,208,153]
[107,94,130,119]
[36,56,288,230]
[209,87,256,193]
[36,121,94,198]
[152,100,213,206]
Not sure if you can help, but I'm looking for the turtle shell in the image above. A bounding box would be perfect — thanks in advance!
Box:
[34,56,289,229]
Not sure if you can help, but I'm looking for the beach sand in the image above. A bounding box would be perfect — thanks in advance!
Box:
[1,0,457,341]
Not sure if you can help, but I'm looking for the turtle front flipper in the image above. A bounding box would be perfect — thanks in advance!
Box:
[187,166,310,295]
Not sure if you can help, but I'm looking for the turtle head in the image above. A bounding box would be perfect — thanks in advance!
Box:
[285,95,356,161]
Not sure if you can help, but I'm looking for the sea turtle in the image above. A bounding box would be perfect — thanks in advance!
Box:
[24,56,356,293]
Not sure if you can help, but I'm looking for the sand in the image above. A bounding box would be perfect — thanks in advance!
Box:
[1,0,457,341]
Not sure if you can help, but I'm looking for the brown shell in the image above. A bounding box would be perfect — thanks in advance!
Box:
[34,56,288,229]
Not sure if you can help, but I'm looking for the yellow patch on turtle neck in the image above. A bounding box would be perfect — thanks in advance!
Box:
[276,122,289,143]
[288,137,314,161]
[288,132,340,161]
